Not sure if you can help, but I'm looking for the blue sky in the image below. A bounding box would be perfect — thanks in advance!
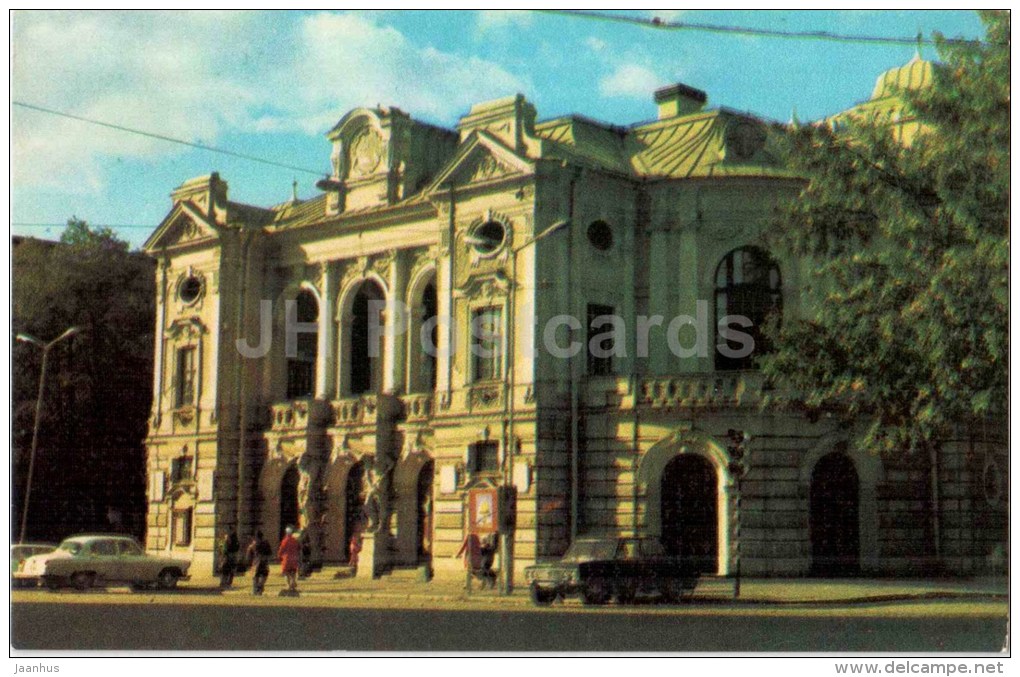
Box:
[10,10,987,249]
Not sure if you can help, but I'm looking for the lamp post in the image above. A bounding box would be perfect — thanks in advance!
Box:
[469,218,571,595]
[16,326,80,543]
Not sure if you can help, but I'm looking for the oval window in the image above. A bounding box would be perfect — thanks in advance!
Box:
[587,220,613,251]
[470,220,506,255]
[179,276,203,304]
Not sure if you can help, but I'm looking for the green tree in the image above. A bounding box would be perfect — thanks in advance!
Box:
[760,11,1008,455]
[13,218,154,541]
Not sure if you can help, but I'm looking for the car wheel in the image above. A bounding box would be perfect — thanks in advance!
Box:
[71,572,95,591]
[581,579,610,605]
[614,582,637,605]
[529,583,556,606]
[662,579,685,604]
[157,568,180,590]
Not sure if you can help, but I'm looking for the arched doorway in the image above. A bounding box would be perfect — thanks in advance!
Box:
[343,462,365,563]
[417,461,435,562]
[349,281,385,395]
[661,454,718,573]
[810,452,860,576]
[279,465,300,541]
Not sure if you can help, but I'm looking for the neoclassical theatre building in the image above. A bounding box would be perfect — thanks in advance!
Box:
[142,56,1005,579]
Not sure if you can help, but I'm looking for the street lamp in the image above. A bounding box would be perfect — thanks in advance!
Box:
[499,218,571,595]
[16,326,80,543]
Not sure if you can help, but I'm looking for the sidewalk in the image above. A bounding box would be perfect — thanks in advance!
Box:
[188,568,1008,607]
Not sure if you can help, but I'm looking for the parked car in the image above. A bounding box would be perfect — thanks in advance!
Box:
[524,536,699,606]
[11,543,57,588]
[14,535,191,591]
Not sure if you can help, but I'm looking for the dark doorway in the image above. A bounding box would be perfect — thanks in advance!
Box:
[810,452,860,576]
[661,454,718,573]
[280,465,300,542]
[417,461,435,561]
[342,463,365,564]
[350,281,385,395]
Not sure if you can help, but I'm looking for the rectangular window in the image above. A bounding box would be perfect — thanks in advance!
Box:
[175,347,196,407]
[172,509,193,547]
[587,303,615,377]
[170,456,194,484]
[468,441,500,475]
[471,307,503,382]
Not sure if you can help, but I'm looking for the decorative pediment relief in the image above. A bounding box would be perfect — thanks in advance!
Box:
[144,202,220,252]
[425,131,534,195]
[455,271,510,302]
[166,316,208,341]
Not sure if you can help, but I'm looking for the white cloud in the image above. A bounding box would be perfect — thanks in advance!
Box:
[599,63,665,99]
[11,11,527,192]
[476,10,533,32]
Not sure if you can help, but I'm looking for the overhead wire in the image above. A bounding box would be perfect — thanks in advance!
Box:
[12,101,327,177]
[536,9,1003,47]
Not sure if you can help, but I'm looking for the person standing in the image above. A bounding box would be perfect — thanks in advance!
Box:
[246,531,272,596]
[220,530,240,588]
[278,526,301,594]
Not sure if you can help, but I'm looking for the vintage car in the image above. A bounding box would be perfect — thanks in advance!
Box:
[11,543,57,588]
[14,535,191,591]
[524,537,699,606]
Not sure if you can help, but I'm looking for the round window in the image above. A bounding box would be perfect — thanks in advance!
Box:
[179,276,204,304]
[469,220,506,255]
[587,220,613,251]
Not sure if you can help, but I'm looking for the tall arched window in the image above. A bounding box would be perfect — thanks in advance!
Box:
[349,280,386,395]
[714,246,781,371]
[286,289,318,399]
[407,279,438,394]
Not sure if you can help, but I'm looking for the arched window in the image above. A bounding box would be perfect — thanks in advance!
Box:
[286,289,318,399]
[407,278,438,394]
[714,247,781,371]
[349,280,386,395]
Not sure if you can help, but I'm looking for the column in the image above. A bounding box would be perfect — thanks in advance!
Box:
[383,252,407,394]
[317,263,337,399]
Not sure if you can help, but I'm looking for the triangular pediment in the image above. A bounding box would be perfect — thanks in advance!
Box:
[425,131,534,195]
[143,202,221,252]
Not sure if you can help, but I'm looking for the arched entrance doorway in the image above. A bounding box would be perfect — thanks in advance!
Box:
[417,461,435,562]
[349,281,385,395]
[343,462,365,563]
[810,452,860,576]
[279,465,300,541]
[661,454,718,573]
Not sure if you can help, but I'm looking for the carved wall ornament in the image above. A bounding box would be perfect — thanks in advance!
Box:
[468,154,511,184]
[348,126,385,178]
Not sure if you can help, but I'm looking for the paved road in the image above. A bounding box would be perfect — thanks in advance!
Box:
[11,598,1007,652]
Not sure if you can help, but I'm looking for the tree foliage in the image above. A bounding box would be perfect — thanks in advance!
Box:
[13,218,154,541]
[760,11,1008,454]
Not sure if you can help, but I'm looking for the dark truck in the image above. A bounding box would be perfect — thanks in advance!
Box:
[524,536,700,606]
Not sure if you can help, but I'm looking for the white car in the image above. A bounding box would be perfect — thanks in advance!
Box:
[15,535,191,591]
[12,543,57,588]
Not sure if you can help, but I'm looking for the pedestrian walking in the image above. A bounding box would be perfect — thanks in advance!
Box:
[219,530,240,588]
[278,526,301,594]
[348,521,364,575]
[246,531,272,595]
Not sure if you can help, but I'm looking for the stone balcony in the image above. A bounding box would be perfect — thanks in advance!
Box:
[331,395,379,427]
[268,399,333,432]
[402,393,434,422]
[582,371,767,411]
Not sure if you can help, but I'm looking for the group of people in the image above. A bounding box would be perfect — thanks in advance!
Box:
[217,527,301,596]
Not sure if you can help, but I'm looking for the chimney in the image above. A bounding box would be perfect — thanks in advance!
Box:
[654,83,707,119]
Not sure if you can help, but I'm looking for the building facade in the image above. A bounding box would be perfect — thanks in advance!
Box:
[142,58,1006,579]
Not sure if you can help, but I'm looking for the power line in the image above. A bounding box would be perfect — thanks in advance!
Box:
[538,10,1001,47]
[12,101,327,177]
